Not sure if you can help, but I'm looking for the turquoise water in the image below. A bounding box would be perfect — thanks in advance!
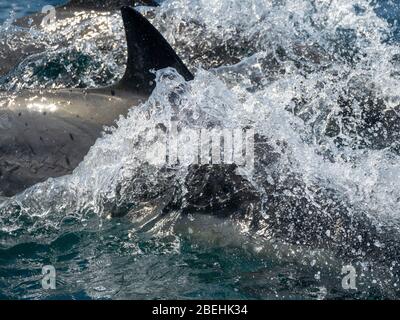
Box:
[1,0,400,300]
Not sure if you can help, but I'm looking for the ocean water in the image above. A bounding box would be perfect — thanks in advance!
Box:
[1,0,400,300]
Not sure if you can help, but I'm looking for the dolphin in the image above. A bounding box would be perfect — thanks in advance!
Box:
[0,1,159,78]
[108,132,400,276]
[0,6,193,197]
[1,3,397,285]
[171,157,400,276]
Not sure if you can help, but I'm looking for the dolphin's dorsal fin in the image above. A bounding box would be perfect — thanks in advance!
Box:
[117,6,194,94]
[67,1,159,10]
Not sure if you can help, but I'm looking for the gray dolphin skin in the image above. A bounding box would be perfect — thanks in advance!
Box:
[0,6,193,197]
[0,1,159,77]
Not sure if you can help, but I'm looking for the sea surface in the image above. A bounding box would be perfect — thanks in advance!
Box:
[1,0,400,299]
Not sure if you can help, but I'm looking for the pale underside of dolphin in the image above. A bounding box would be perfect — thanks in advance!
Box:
[0,7,193,197]
[0,1,159,77]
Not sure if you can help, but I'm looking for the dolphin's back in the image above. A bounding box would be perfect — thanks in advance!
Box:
[0,7,192,197]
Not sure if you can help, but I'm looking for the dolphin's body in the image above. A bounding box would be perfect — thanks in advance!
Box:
[0,7,193,197]
[172,160,400,274]
[0,1,158,77]
[114,142,400,274]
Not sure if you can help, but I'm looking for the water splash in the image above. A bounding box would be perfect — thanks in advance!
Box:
[1,0,400,299]
[0,11,126,90]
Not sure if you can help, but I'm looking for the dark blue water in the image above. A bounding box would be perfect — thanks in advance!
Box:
[1,0,400,300]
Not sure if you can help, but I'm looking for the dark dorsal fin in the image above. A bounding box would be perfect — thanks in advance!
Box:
[117,6,194,94]
[67,0,159,10]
